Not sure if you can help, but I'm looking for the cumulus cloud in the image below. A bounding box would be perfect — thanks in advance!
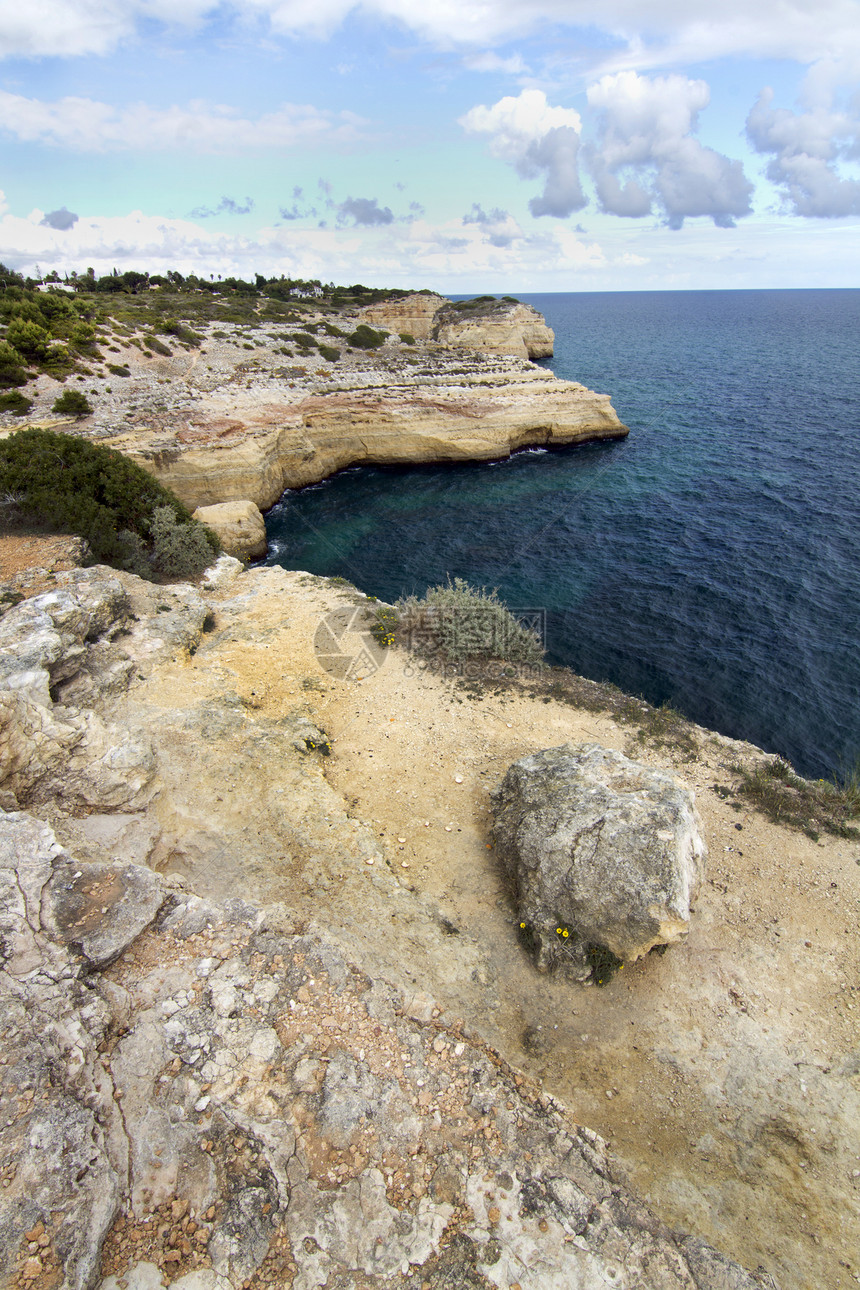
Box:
[0,90,363,153]
[586,71,753,228]
[337,196,394,225]
[40,206,78,230]
[746,88,860,217]
[3,1,860,70]
[190,195,255,217]
[461,90,585,218]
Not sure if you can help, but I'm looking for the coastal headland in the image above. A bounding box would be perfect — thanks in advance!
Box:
[2,292,627,513]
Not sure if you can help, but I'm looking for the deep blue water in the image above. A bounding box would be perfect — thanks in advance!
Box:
[264,289,860,780]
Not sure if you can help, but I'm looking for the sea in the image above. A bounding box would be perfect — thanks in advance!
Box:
[264,289,860,781]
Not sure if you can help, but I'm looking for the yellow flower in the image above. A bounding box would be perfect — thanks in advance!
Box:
[556,927,562,934]
[562,929,569,938]
[520,922,526,928]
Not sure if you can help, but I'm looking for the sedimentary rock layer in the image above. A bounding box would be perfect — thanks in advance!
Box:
[101,350,627,512]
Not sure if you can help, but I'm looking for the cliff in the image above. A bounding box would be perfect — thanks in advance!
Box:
[84,342,623,514]
[358,293,555,361]
[4,297,618,515]
[432,298,554,360]
[1,551,856,1290]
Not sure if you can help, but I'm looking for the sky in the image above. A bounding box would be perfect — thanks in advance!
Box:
[1,0,859,292]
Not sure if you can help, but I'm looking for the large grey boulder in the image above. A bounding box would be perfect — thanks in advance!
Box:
[491,743,706,979]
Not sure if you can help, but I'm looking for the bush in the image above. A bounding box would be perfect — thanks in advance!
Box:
[317,344,340,362]
[158,318,201,346]
[52,389,92,417]
[148,506,218,579]
[397,577,544,664]
[0,391,33,416]
[107,362,131,377]
[0,341,28,389]
[347,324,386,349]
[6,318,50,359]
[42,344,75,379]
[399,333,416,345]
[143,334,172,356]
[0,427,220,578]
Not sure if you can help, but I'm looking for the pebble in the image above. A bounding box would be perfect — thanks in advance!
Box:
[454,775,463,784]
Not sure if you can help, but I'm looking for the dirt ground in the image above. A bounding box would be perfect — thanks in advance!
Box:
[0,533,89,596]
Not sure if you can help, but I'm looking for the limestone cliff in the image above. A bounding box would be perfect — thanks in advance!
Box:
[98,348,626,512]
[357,291,448,340]
[360,293,555,359]
[432,299,555,360]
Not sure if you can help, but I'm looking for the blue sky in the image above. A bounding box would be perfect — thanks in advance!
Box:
[1,0,859,291]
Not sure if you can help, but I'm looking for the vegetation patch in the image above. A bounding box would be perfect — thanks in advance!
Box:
[0,427,219,580]
[51,390,93,417]
[347,324,387,350]
[398,577,544,665]
[730,755,860,839]
[0,391,33,416]
[585,941,624,986]
[370,605,398,648]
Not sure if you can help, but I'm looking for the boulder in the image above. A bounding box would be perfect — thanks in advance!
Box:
[491,743,706,978]
[192,501,267,561]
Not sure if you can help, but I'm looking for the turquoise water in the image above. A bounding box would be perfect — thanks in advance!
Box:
[264,289,860,780]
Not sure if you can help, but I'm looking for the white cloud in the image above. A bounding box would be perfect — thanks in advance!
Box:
[461,90,585,217]
[746,87,860,216]
[0,90,364,152]
[0,202,615,288]
[586,71,753,228]
[3,0,860,69]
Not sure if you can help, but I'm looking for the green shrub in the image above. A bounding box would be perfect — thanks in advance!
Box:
[69,321,97,350]
[317,344,340,362]
[0,427,219,578]
[52,389,92,417]
[107,362,131,377]
[399,332,416,345]
[0,341,28,389]
[6,318,50,359]
[42,344,75,379]
[148,506,218,579]
[158,318,201,346]
[0,391,33,416]
[397,577,544,664]
[142,334,172,356]
[347,324,386,349]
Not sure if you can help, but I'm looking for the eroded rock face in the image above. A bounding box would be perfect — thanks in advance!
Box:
[191,502,267,562]
[0,807,766,1290]
[492,743,707,977]
[432,300,555,359]
[357,292,448,339]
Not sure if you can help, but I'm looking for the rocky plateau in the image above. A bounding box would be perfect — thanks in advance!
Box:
[0,552,857,1290]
